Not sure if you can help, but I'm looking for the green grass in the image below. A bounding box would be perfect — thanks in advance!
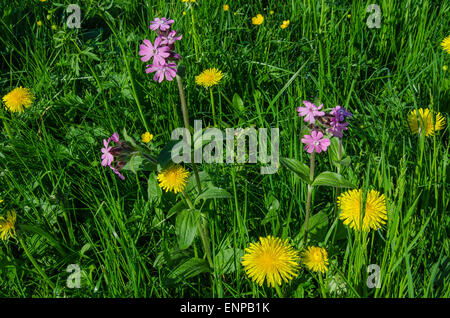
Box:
[0,0,448,298]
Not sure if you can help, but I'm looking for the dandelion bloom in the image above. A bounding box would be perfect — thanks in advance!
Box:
[149,17,174,32]
[2,87,34,113]
[0,210,17,241]
[301,246,329,273]
[223,4,229,11]
[443,65,448,71]
[146,62,178,82]
[301,130,331,154]
[441,35,450,54]
[141,132,154,143]
[338,189,387,231]
[195,68,224,88]
[270,10,274,15]
[297,101,325,124]
[139,38,170,65]
[241,236,300,288]
[157,165,189,193]
[407,108,446,137]
[252,14,264,25]
[37,20,43,26]
[280,20,290,29]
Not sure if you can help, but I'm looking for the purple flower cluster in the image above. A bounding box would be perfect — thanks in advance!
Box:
[139,17,182,83]
[101,132,136,180]
[297,101,353,154]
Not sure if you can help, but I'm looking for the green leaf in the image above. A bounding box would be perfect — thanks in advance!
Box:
[296,211,329,244]
[157,140,182,168]
[194,186,232,205]
[147,173,162,204]
[175,209,201,249]
[215,248,244,274]
[312,171,356,188]
[280,157,311,184]
[19,225,69,257]
[121,154,143,173]
[168,257,211,281]
[329,137,346,162]
[121,127,137,147]
[333,157,351,167]
[232,93,245,112]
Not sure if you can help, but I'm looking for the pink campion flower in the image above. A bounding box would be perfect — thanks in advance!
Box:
[330,105,353,122]
[297,101,326,125]
[327,118,349,137]
[301,130,331,154]
[139,37,170,65]
[100,132,129,180]
[111,166,125,180]
[101,139,114,167]
[146,62,178,82]
[149,17,174,32]
[159,30,183,45]
[110,132,119,143]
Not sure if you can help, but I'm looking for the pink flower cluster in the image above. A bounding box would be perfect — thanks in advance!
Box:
[139,17,182,83]
[297,101,353,154]
[101,132,134,180]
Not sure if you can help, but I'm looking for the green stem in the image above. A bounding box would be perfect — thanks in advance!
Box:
[274,284,283,298]
[18,235,56,290]
[190,6,200,61]
[303,152,315,245]
[209,88,217,127]
[176,75,202,194]
[2,117,12,139]
[318,273,327,298]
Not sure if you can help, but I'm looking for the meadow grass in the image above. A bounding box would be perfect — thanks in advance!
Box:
[0,0,448,298]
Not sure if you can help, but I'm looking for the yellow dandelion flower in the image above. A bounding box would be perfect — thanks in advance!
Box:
[347,14,351,19]
[0,210,17,241]
[280,20,290,29]
[407,108,446,137]
[443,65,448,71]
[301,246,329,273]
[37,20,43,26]
[141,132,154,143]
[0,199,3,204]
[223,4,229,11]
[242,236,300,288]
[182,0,196,2]
[195,68,224,88]
[183,11,187,16]
[270,10,274,15]
[2,87,34,113]
[157,165,189,194]
[338,189,387,232]
[252,14,264,25]
[441,35,450,54]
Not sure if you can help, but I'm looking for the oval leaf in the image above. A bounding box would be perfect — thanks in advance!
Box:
[280,157,311,184]
[312,171,356,188]
[175,209,201,249]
